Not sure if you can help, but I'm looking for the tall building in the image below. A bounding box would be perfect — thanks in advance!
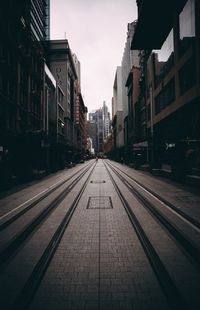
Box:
[45,0,50,40]
[121,21,141,163]
[49,40,77,150]
[88,103,111,154]
[113,66,123,116]
[95,108,104,153]
[131,0,200,178]
[102,101,111,140]
[43,64,65,171]
[73,54,81,89]
[0,0,50,187]
[30,0,50,41]
[73,54,88,159]
[88,111,96,122]
[112,67,124,151]
[87,120,97,153]
[121,21,140,121]
[49,41,88,163]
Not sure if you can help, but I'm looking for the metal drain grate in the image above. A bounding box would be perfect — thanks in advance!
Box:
[90,180,106,183]
[87,196,113,209]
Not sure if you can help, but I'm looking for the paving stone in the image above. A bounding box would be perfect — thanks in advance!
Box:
[28,162,170,310]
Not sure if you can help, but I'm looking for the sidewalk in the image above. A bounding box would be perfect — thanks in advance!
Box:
[138,163,200,188]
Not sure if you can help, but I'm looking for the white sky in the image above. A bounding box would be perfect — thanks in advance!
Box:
[50,0,137,114]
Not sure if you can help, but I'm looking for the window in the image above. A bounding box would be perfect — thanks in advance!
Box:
[154,29,174,87]
[141,124,146,138]
[155,79,175,114]
[179,57,196,94]
[140,108,146,123]
[179,0,195,54]
[146,57,152,99]
[128,87,133,130]
[147,104,151,121]
[0,74,3,91]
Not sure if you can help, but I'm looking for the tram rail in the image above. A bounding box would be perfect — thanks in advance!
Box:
[105,160,200,267]
[11,163,95,310]
[1,159,199,309]
[0,161,93,230]
[105,160,200,230]
[104,161,188,310]
[0,162,95,266]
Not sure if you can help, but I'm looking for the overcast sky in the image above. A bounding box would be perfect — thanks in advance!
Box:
[50,0,137,114]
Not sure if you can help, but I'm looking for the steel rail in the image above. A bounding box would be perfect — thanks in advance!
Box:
[0,162,93,231]
[106,160,200,230]
[104,161,187,310]
[11,161,95,310]
[106,161,200,268]
[0,163,95,266]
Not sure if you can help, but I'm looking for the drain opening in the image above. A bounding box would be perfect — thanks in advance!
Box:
[87,196,113,209]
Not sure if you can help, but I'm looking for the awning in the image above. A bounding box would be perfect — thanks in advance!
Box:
[131,0,187,50]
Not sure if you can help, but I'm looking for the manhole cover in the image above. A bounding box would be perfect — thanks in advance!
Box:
[87,196,113,209]
[90,180,106,183]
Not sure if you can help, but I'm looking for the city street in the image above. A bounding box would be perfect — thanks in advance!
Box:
[0,159,200,310]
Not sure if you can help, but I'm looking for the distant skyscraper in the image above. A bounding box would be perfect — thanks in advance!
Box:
[72,54,81,89]
[87,103,111,154]
[88,111,96,122]
[102,101,111,139]
[95,108,104,153]
[88,121,97,152]
[30,0,50,41]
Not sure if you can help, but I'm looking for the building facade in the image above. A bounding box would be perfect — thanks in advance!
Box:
[49,43,88,163]
[0,1,88,190]
[132,0,200,178]
[95,108,104,154]
[87,120,97,153]
[49,40,77,163]
[88,103,111,155]
[0,0,50,187]
[120,21,142,164]
[112,67,124,161]
[44,64,66,171]
[102,101,111,140]
[121,21,140,122]
[73,55,88,162]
